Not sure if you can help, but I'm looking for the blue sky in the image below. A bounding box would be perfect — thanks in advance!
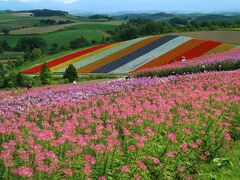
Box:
[1,0,240,13]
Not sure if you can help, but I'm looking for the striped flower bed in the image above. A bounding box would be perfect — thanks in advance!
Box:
[111,36,192,74]
[204,43,235,56]
[50,43,120,72]
[21,44,110,74]
[132,39,204,73]
[134,48,240,77]
[21,35,238,74]
[57,37,150,73]
[77,35,160,73]
[93,35,178,73]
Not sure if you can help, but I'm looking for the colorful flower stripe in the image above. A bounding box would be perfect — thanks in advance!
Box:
[77,35,160,73]
[93,35,178,73]
[21,44,110,74]
[204,43,235,56]
[131,39,204,73]
[136,48,240,75]
[57,37,149,73]
[51,43,121,72]
[173,41,222,61]
[111,36,192,74]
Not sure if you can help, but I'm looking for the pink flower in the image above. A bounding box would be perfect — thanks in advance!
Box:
[11,166,33,177]
[62,168,74,176]
[224,133,232,141]
[121,165,130,173]
[181,142,188,152]
[166,151,177,158]
[98,176,106,180]
[83,163,92,175]
[166,120,173,126]
[128,145,137,151]
[167,133,177,142]
[134,174,141,180]
[178,166,185,173]
[190,143,199,149]
[136,160,147,170]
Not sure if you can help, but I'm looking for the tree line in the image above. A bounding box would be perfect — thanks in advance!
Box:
[108,18,240,41]
[0,62,78,89]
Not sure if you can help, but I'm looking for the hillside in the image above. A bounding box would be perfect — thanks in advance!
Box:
[21,35,238,74]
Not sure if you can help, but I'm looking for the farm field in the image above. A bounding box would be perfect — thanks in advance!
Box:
[0,70,239,179]
[9,22,119,35]
[173,31,240,45]
[21,35,239,74]
[0,29,108,49]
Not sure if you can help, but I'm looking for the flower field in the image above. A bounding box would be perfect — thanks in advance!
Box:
[21,35,238,74]
[134,48,240,77]
[1,69,240,179]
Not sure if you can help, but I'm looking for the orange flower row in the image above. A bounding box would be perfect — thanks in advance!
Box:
[77,36,161,73]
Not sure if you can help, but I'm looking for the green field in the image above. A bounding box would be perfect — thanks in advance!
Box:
[64,23,118,30]
[0,29,108,49]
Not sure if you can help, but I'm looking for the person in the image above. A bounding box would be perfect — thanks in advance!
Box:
[26,83,32,90]
[181,56,186,62]
[125,75,131,80]
[73,80,77,85]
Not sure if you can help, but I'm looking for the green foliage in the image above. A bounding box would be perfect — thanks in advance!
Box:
[2,29,10,35]
[15,36,46,52]
[39,62,52,85]
[0,38,3,54]
[0,38,11,53]
[15,72,26,87]
[69,36,90,49]
[63,64,78,82]
[24,48,42,61]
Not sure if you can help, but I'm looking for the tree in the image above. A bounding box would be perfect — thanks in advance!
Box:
[69,37,90,49]
[3,40,11,51]
[40,62,52,85]
[15,72,26,87]
[0,39,3,54]
[2,29,10,35]
[15,37,46,52]
[23,48,42,61]
[63,64,78,83]
[50,43,59,54]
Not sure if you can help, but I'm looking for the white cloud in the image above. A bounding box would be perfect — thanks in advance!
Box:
[53,0,79,4]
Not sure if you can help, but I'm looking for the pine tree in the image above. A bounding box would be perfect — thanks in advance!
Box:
[63,64,78,83]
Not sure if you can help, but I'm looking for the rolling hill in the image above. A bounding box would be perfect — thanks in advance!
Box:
[21,35,239,74]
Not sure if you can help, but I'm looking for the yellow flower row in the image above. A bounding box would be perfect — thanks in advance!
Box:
[50,42,122,72]
[204,43,235,56]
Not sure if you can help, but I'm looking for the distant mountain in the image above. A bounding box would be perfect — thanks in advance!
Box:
[5,9,70,17]
[112,12,174,20]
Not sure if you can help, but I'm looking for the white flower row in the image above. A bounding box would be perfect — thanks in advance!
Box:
[56,36,150,72]
[110,36,192,74]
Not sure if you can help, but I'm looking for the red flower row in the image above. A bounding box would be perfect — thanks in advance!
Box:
[22,44,110,74]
